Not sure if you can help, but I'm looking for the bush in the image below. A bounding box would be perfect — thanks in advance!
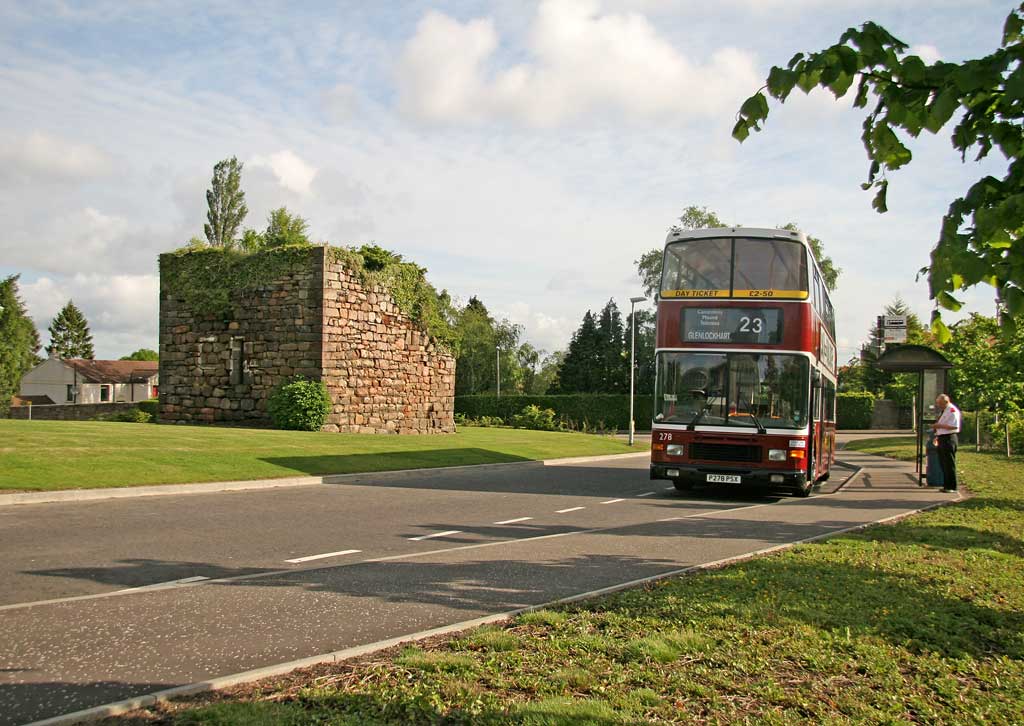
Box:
[989,411,1024,453]
[837,392,875,429]
[137,399,160,418]
[267,377,332,431]
[512,405,558,431]
[456,395,653,432]
[118,409,153,423]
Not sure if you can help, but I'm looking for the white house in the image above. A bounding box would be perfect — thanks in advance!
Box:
[18,358,158,405]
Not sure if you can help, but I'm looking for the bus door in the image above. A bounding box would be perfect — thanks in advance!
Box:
[808,369,824,481]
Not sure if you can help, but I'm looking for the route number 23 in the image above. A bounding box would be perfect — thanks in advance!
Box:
[739,316,764,334]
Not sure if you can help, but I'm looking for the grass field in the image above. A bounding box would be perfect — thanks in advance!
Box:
[111,438,1024,725]
[0,420,639,492]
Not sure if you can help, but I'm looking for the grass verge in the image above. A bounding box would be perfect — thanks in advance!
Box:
[110,439,1024,724]
[0,421,640,492]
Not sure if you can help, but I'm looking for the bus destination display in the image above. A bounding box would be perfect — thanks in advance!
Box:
[681,308,783,344]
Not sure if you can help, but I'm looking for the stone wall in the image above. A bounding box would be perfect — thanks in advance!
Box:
[158,246,454,433]
[321,256,455,433]
[8,402,141,421]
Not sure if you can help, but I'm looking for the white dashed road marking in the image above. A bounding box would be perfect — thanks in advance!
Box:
[409,530,462,542]
[601,499,625,504]
[493,517,533,525]
[285,549,361,564]
[636,492,656,497]
[556,507,585,513]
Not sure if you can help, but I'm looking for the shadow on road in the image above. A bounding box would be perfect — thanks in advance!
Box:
[0,681,177,726]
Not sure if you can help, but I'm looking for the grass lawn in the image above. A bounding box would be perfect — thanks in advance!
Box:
[113,438,1024,725]
[0,420,640,492]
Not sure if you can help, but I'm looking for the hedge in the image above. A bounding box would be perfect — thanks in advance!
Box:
[456,395,654,431]
[837,392,875,430]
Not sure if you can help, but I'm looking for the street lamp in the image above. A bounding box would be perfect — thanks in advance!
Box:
[496,345,500,398]
[628,295,647,446]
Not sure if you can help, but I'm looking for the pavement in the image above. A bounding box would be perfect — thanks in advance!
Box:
[0,432,955,726]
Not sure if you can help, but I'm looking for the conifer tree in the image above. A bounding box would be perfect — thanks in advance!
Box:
[0,275,42,406]
[204,156,248,248]
[46,301,95,359]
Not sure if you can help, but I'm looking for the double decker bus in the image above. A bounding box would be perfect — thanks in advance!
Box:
[649,227,837,497]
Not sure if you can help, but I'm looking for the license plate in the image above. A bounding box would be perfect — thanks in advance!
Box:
[706,474,741,484]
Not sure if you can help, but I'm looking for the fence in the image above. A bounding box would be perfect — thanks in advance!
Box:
[7,402,144,421]
[960,410,1022,456]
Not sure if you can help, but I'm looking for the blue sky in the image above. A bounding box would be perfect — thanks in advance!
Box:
[0,0,1013,361]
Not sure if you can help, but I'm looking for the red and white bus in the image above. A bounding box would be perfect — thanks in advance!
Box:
[649,227,837,497]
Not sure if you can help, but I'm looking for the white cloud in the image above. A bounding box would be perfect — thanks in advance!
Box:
[396,0,760,126]
[21,273,159,359]
[0,131,112,185]
[322,83,360,123]
[910,44,942,64]
[250,150,318,196]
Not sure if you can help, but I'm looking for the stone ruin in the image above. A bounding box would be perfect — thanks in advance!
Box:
[158,245,455,433]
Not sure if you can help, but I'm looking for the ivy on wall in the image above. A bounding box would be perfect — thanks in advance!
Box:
[161,243,455,350]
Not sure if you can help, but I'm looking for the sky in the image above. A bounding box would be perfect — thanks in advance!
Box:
[0,0,1012,363]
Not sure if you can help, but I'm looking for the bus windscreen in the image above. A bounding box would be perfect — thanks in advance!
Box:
[654,352,809,429]
[661,237,808,299]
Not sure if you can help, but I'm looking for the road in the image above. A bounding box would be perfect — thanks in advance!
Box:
[0,441,943,725]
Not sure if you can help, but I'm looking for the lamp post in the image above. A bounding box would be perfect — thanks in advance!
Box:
[496,345,500,398]
[628,295,647,446]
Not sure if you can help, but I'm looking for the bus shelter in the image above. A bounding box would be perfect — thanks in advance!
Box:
[873,344,954,483]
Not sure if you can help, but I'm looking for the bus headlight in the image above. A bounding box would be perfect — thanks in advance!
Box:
[768,449,786,461]
[666,444,684,457]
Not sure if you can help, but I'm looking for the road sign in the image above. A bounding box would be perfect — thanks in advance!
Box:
[882,315,908,343]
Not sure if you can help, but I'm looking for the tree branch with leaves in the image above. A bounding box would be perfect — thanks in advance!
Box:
[733,4,1024,340]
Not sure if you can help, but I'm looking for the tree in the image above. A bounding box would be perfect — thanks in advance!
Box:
[553,310,602,393]
[733,5,1024,339]
[204,157,248,248]
[46,301,94,359]
[516,342,542,394]
[121,348,159,361]
[944,313,1023,412]
[263,207,311,248]
[595,299,627,393]
[779,223,841,290]
[534,351,565,395]
[636,206,726,297]
[0,275,42,407]
[625,307,656,395]
[854,297,933,402]
[452,296,523,395]
[635,207,840,296]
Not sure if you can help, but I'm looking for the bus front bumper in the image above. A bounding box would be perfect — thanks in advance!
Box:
[650,463,806,489]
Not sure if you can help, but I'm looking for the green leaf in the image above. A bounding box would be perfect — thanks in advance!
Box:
[1003,8,1024,44]
[829,71,854,98]
[796,69,822,93]
[937,290,964,311]
[739,92,770,122]
[1004,286,1024,316]
[924,87,960,133]
[930,311,952,344]
[836,45,860,74]
[767,67,798,100]
[902,55,927,83]
[872,180,889,213]
[732,118,750,142]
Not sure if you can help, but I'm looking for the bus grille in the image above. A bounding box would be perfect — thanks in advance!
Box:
[690,443,762,463]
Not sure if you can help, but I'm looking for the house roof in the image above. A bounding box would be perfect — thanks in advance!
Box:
[64,359,159,383]
[11,394,55,406]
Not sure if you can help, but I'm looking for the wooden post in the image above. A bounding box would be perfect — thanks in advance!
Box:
[27,401,32,421]
[976,410,981,453]
[1007,419,1012,458]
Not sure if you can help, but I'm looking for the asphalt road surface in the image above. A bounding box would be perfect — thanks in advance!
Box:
[0,446,945,725]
